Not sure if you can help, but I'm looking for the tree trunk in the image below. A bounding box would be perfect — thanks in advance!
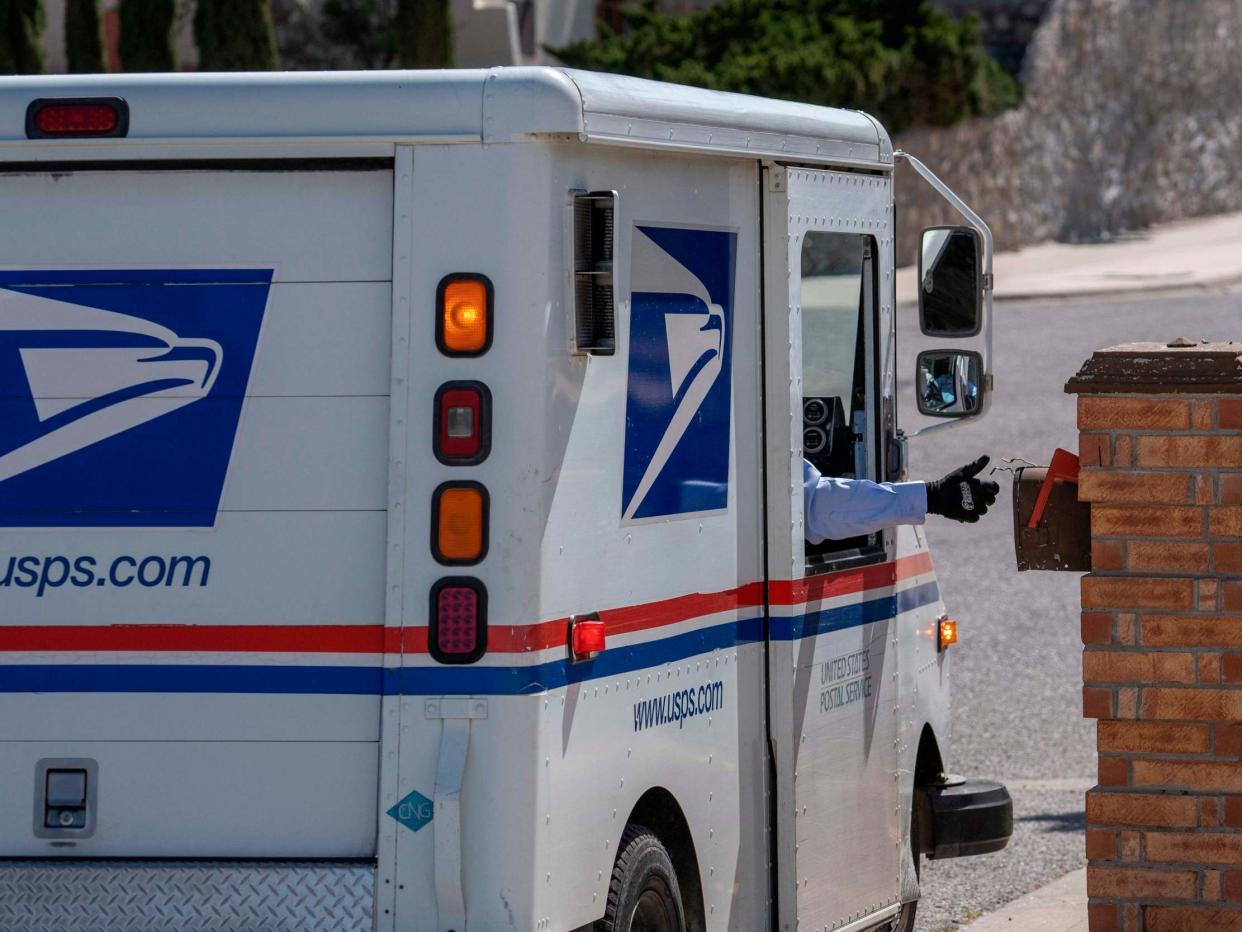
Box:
[195,0,281,71]
[66,0,105,74]
[395,0,454,69]
[118,0,176,72]
[0,0,46,75]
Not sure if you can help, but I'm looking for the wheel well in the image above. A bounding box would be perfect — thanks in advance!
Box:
[624,787,707,932]
[911,725,946,860]
[914,724,945,786]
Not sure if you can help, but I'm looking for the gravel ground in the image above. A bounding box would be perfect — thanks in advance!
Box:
[901,288,1242,931]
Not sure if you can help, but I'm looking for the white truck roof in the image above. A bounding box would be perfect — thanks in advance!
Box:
[0,66,893,168]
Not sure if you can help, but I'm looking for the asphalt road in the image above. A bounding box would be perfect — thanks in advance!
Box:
[900,289,1242,932]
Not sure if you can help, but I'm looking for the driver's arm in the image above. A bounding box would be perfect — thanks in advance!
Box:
[802,456,1000,544]
[802,459,927,544]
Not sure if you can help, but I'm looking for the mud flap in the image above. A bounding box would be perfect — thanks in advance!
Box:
[926,778,1012,860]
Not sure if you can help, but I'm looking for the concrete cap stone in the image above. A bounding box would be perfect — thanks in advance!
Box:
[1066,341,1242,395]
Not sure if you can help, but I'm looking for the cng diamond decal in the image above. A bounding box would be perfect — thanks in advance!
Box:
[387,789,434,833]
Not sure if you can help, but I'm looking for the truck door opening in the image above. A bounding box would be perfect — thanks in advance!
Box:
[799,231,880,570]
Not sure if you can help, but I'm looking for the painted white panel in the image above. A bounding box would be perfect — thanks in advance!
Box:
[0,170,393,283]
[0,693,380,742]
[0,741,379,857]
[222,396,389,511]
[792,623,901,924]
[0,510,386,626]
[249,283,392,397]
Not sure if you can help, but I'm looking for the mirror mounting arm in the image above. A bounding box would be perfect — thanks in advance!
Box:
[895,150,994,277]
[896,149,995,437]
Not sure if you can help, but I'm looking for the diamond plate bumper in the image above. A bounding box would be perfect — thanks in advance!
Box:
[0,860,375,931]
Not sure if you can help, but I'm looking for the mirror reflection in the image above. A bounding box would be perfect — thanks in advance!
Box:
[917,351,982,417]
[919,227,981,337]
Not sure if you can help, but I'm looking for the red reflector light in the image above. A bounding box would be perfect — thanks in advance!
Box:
[438,588,477,651]
[570,615,606,662]
[434,381,491,465]
[430,578,487,664]
[26,98,129,139]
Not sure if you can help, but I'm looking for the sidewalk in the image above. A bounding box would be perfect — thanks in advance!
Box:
[966,868,1087,931]
[895,209,1242,304]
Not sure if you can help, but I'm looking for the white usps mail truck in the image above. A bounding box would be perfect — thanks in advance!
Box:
[0,68,1010,932]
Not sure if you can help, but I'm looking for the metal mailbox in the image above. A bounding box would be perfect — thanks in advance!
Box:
[1013,449,1091,572]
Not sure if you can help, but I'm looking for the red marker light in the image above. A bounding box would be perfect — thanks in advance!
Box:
[570,615,606,662]
[434,382,491,465]
[27,98,129,139]
[430,578,487,664]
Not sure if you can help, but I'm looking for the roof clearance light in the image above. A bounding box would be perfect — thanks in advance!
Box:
[437,274,493,356]
[432,482,488,565]
[938,617,958,652]
[430,578,487,664]
[26,98,129,139]
[434,382,492,465]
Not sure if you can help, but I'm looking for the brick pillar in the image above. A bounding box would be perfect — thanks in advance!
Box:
[1067,342,1242,932]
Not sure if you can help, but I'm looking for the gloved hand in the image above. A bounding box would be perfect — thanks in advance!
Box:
[925,456,999,523]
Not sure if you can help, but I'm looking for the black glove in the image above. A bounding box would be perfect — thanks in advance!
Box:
[925,456,999,523]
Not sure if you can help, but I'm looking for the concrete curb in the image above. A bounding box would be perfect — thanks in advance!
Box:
[965,868,1087,931]
[991,271,1242,304]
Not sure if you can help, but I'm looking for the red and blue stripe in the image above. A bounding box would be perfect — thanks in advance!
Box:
[0,555,938,696]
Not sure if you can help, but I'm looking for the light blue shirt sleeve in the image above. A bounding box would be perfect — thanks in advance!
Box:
[802,460,928,544]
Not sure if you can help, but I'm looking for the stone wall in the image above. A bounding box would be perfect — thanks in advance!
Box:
[935,0,1051,73]
[894,0,1242,266]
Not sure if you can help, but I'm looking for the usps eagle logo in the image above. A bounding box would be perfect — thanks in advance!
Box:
[622,226,736,522]
[0,269,271,527]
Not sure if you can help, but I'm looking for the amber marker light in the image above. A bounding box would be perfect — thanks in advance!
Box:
[436,274,493,356]
[432,482,488,565]
[938,617,958,652]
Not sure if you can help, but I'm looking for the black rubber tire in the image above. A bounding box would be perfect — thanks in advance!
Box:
[595,824,687,932]
[892,892,918,931]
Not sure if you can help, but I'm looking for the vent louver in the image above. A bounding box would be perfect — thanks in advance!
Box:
[572,191,617,355]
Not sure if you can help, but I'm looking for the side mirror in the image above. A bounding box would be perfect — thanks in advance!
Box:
[919,227,981,337]
[916,351,983,418]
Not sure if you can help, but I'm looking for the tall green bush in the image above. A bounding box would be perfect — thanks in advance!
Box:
[394,0,453,68]
[65,0,105,73]
[196,0,281,71]
[322,0,398,69]
[0,0,46,75]
[549,0,1022,135]
[119,0,176,72]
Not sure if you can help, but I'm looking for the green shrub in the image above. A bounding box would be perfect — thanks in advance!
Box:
[65,0,105,74]
[118,0,176,72]
[394,0,453,68]
[322,0,398,69]
[196,0,281,71]
[549,0,1022,134]
[0,0,45,75]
